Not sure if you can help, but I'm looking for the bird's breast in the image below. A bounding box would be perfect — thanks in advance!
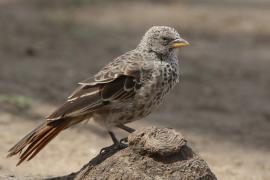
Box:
[133,61,179,117]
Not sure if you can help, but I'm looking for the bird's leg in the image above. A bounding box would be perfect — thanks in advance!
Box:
[108,131,120,144]
[117,124,135,133]
[117,124,136,144]
[100,131,128,154]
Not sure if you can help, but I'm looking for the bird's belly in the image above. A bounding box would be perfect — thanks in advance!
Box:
[92,88,164,128]
[93,73,178,128]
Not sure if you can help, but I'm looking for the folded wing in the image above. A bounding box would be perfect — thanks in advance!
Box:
[46,68,142,121]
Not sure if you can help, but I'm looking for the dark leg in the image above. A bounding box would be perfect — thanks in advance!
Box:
[117,124,135,133]
[108,131,118,144]
[100,131,128,154]
[117,124,136,144]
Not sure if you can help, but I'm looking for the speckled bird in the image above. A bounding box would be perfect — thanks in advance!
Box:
[7,26,189,165]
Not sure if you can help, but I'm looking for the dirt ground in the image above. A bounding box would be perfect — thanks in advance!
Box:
[0,0,270,179]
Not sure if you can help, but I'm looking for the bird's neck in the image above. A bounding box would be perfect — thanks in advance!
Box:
[136,42,149,52]
[136,45,179,64]
[152,50,179,63]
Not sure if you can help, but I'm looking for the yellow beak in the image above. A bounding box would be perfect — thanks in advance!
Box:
[170,38,190,48]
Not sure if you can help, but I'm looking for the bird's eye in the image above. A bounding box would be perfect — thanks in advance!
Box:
[162,37,170,41]
[161,37,173,45]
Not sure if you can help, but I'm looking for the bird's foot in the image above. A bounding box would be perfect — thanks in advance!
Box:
[100,141,128,155]
[120,137,128,144]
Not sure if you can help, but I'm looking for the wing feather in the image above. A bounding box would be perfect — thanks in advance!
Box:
[46,52,144,121]
[46,89,102,120]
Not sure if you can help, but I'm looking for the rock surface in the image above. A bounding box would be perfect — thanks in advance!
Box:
[50,127,216,180]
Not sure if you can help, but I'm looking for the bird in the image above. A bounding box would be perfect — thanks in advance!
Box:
[7,26,189,165]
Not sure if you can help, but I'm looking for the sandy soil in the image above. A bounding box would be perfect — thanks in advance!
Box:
[0,0,270,179]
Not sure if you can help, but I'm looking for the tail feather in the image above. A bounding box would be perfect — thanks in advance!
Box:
[26,127,61,161]
[7,119,71,166]
[17,126,65,165]
[7,123,46,156]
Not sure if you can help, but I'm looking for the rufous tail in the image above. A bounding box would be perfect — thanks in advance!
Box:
[7,118,74,166]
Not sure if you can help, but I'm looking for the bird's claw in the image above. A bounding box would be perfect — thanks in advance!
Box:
[99,142,128,155]
[120,137,128,144]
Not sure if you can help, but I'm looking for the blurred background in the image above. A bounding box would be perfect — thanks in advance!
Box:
[0,0,269,179]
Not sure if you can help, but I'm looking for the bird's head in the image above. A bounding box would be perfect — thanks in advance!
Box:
[138,26,189,56]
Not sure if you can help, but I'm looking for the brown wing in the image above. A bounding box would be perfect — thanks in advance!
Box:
[79,51,143,86]
[101,75,141,101]
[46,51,144,121]
[46,75,141,120]
[46,85,103,120]
[46,71,141,121]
